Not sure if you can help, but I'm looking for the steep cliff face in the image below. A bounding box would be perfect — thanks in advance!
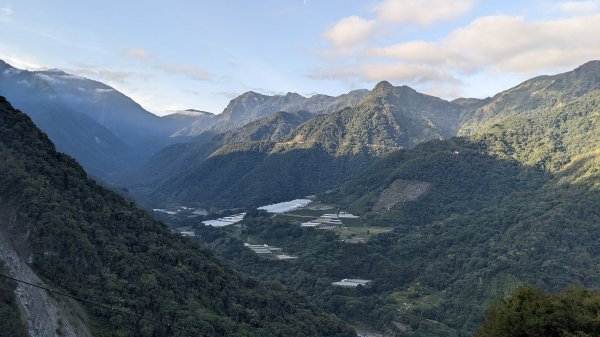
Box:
[0,209,92,337]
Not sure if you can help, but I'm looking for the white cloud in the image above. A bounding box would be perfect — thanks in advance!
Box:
[554,0,600,15]
[322,16,376,48]
[314,12,600,98]
[368,41,470,70]
[374,0,474,26]
[0,48,43,70]
[319,0,474,58]
[445,14,600,74]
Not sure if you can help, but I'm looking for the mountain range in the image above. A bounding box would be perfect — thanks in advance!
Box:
[173,89,369,137]
[0,60,216,180]
[181,60,600,336]
[2,57,600,336]
[125,78,471,208]
[0,96,354,337]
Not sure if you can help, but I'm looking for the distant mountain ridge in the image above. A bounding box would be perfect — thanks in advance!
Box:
[0,60,184,179]
[160,109,216,137]
[460,60,600,135]
[284,81,462,157]
[173,89,369,136]
[128,81,464,208]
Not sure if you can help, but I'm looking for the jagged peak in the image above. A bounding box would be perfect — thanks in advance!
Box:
[284,92,305,98]
[373,80,394,91]
[238,90,266,98]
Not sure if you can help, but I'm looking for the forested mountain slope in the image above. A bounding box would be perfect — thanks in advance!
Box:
[309,67,600,335]
[286,81,462,157]
[0,60,184,180]
[460,60,600,134]
[129,82,463,208]
[0,96,354,337]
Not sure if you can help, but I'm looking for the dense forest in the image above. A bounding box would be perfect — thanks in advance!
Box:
[476,285,600,337]
[0,96,354,337]
[187,84,600,335]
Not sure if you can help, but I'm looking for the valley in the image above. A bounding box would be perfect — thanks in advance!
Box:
[1,58,600,336]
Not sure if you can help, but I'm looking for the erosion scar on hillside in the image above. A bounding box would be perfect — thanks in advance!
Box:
[375,179,431,210]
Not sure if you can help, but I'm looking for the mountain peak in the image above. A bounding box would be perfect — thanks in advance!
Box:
[373,80,394,92]
[0,59,12,71]
[239,91,265,98]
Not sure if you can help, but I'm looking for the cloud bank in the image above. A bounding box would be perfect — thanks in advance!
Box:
[315,0,600,97]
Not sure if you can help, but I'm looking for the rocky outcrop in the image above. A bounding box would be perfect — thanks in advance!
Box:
[0,211,92,337]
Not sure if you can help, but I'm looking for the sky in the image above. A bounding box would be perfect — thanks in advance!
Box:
[1,0,599,116]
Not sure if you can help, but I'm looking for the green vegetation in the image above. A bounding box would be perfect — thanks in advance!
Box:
[129,80,465,209]
[148,141,374,208]
[218,110,314,144]
[189,64,600,336]
[0,96,354,337]
[287,81,461,157]
[476,285,600,337]
[308,65,600,335]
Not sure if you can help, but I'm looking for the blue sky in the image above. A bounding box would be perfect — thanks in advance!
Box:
[1,0,599,115]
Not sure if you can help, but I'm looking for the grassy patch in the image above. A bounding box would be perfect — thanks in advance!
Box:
[334,225,392,243]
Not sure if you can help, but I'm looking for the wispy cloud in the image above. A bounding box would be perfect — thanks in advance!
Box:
[553,0,600,15]
[124,48,214,81]
[0,5,13,22]
[126,48,149,59]
[0,46,43,70]
[69,66,134,83]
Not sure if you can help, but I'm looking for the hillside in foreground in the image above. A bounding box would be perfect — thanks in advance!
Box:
[0,96,354,337]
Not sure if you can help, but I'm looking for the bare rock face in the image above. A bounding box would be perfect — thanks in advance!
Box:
[374,179,431,210]
[0,212,92,337]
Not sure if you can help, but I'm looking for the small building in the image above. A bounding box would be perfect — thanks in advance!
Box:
[338,211,359,219]
[245,243,297,260]
[179,231,196,237]
[276,254,298,260]
[301,221,320,227]
[203,212,246,227]
[332,279,372,287]
[321,213,339,219]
